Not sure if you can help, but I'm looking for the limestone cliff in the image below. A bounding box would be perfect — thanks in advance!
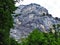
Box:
[10,3,60,41]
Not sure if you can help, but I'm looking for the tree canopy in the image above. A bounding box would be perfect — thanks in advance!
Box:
[0,0,16,45]
[20,29,60,45]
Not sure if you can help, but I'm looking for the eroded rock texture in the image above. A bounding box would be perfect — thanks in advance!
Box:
[10,3,60,41]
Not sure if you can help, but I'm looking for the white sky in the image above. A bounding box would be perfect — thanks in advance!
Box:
[15,0,60,18]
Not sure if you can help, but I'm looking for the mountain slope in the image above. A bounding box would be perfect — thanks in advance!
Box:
[10,3,60,41]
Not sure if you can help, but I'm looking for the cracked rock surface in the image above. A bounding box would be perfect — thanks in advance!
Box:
[10,3,60,41]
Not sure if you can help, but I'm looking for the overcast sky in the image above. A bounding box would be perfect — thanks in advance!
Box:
[15,0,60,18]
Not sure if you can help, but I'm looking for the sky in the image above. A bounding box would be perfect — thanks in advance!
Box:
[15,0,60,18]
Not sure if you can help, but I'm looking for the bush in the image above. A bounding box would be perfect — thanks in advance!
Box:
[20,29,60,45]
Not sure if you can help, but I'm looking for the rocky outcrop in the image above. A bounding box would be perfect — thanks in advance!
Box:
[10,3,60,41]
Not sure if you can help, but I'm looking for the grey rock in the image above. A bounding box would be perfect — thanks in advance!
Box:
[10,3,60,41]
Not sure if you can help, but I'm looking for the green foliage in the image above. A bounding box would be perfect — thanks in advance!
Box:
[10,38,19,45]
[0,0,60,45]
[0,0,16,45]
[20,29,60,45]
[0,0,16,29]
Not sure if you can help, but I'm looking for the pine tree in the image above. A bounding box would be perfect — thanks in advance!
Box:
[0,0,17,45]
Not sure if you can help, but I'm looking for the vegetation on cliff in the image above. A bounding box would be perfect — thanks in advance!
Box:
[0,0,60,45]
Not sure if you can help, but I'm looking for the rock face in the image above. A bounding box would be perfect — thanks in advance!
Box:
[10,3,60,41]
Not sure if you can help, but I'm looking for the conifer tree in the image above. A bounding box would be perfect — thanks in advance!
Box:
[0,0,18,45]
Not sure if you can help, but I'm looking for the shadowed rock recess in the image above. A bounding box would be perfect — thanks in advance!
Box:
[10,3,60,41]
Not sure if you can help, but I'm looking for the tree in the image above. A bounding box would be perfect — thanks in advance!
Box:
[0,31,4,45]
[20,29,60,45]
[0,0,17,45]
[21,29,45,45]
[10,38,19,45]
